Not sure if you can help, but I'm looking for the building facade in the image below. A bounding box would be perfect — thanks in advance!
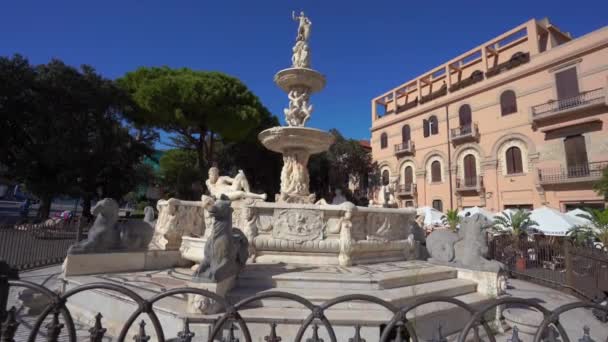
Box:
[370,18,608,212]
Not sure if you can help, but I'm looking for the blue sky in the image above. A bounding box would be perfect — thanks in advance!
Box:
[2,1,606,146]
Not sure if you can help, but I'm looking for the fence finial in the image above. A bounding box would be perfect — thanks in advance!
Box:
[133,320,150,342]
[1,306,19,342]
[45,309,64,342]
[348,324,366,342]
[507,326,521,342]
[306,323,324,342]
[264,322,281,342]
[88,312,107,342]
[177,317,195,342]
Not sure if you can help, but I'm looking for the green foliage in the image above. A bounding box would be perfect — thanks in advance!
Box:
[309,129,375,204]
[493,209,539,239]
[159,149,202,200]
[593,167,608,199]
[442,209,460,231]
[118,67,269,175]
[567,208,608,247]
[0,54,155,218]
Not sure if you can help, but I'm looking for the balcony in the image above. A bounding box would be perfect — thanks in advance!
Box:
[394,141,415,156]
[455,176,484,193]
[450,123,479,144]
[537,161,608,186]
[396,183,416,197]
[531,88,607,123]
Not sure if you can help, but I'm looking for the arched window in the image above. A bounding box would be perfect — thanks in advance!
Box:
[381,170,389,185]
[402,125,411,143]
[500,90,517,116]
[431,161,441,182]
[458,105,472,127]
[403,166,413,186]
[463,154,477,186]
[432,199,443,212]
[429,116,439,135]
[380,133,388,149]
[505,146,523,174]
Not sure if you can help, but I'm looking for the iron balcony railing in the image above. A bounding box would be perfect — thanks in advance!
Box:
[531,88,606,117]
[394,140,415,155]
[455,175,484,191]
[537,161,608,185]
[396,183,416,195]
[450,123,478,142]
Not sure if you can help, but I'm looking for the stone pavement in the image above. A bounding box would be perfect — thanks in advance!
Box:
[6,265,608,341]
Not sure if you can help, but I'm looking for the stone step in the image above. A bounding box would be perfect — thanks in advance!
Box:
[228,278,478,310]
[236,264,457,290]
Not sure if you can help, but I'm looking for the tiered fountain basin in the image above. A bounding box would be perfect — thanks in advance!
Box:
[258,126,335,154]
[274,67,326,93]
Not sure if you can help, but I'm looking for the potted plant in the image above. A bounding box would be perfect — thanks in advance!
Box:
[493,210,539,271]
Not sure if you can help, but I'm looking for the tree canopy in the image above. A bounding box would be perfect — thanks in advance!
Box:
[0,55,155,218]
[118,67,268,174]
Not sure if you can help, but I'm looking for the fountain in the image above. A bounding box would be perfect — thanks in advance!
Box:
[56,13,503,341]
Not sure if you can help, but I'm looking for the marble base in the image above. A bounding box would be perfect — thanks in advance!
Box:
[62,250,190,276]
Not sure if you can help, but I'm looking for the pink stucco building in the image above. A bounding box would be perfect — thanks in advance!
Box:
[370,18,608,212]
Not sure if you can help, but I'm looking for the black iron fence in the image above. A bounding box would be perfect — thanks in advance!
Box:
[0,220,82,271]
[489,236,608,299]
[1,261,607,342]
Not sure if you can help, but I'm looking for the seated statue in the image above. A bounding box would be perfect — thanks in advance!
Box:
[193,195,249,283]
[68,198,154,254]
[206,167,266,201]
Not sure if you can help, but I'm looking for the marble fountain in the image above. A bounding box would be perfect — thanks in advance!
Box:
[59,12,503,341]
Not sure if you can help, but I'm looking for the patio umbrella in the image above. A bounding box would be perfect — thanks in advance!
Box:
[529,206,582,236]
[458,206,495,221]
[416,206,444,227]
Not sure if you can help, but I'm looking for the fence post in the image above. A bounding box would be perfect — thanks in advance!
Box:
[0,261,19,324]
[564,242,574,290]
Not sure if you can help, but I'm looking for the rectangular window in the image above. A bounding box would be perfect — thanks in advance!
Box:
[564,135,589,177]
[432,199,443,212]
[504,204,533,211]
[555,67,579,100]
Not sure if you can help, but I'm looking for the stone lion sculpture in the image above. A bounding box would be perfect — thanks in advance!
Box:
[426,213,504,272]
[192,195,249,283]
[67,198,155,254]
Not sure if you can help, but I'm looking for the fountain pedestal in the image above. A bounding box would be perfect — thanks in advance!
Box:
[259,126,334,203]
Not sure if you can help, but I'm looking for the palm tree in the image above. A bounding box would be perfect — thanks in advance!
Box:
[442,209,460,231]
[568,208,608,248]
[493,209,539,240]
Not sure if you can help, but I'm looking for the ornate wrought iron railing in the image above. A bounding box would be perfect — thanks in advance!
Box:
[1,261,607,342]
[455,175,483,190]
[531,88,605,117]
[396,183,416,195]
[537,161,608,185]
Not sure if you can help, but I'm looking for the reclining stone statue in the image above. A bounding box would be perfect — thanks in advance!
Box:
[67,198,155,254]
[206,167,266,201]
[426,213,504,272]
[192,195,249,283]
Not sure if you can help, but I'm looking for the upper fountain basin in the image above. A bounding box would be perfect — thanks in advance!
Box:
[274,68,326,93]
[258,126,335,154]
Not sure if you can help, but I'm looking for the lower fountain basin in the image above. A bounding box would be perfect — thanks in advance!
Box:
[258,126,335,155]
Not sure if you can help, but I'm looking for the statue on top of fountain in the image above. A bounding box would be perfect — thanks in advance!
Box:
[206,167,266,202]
[291,11,312,69]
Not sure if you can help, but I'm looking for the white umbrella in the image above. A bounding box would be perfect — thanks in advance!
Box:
[458,206,495,221]
[416,206,444,227]
[529,206,582,236]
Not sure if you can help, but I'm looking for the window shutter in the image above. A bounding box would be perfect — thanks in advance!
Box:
[423,119,429,137]
[459,105,472,126]
[430,116,439,135]
[431,161,441,182]
[402,125,410,142]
